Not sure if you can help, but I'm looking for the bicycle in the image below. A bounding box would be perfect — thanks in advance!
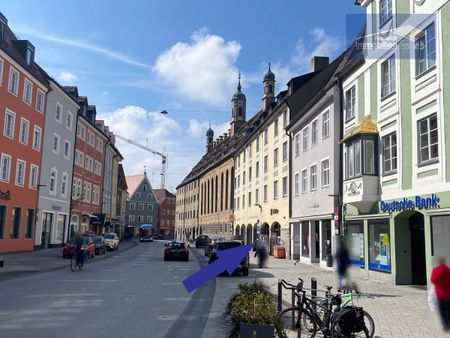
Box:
[70,249,87,272]
[279,279,318,337]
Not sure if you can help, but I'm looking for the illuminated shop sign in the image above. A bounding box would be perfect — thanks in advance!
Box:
[380,194,439,212]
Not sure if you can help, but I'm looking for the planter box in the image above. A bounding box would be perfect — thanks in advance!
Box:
[240,323,274,338]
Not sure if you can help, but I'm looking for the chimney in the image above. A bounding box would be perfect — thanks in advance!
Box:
[219,136,223,142]
[311,56,329,72]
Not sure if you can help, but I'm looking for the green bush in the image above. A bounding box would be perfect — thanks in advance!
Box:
[224,282,284,337]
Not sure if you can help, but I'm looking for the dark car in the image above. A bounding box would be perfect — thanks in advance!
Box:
[195,235,210,248]
[208,240,249,276]
[92,236,106,255]
[62,236,95,259]
[164,241,189,261]
[140,235,153,242]
[153,234,163,240]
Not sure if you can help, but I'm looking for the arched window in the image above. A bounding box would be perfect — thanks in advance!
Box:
[238,106,243,117]
[225,170,229,210]
[207,180,210,214]
[220,172,224,211]
[215,175,218,213]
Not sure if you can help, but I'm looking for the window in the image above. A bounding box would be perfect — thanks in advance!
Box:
[67,112,73,130]
[77,123,85,140]
[273,148,279,167]
[147,216,153,223]
[380,0,392,27]
[322,110,330,138]
[294,173,299,196]
[248,167,252,182]
[248,192,252,207]
[129,203,136,211]
[416,23,436,76]
[83,182,91,202]
[302,127,309,151]
[264,155,268,173]
[137,203,144,210]
[283,110,288,128]
[418,114,438,164]
[26,47,33,65]
[72,178,82,199]
[311,119,318,146]
[295,133,300,157]
[143,184,147,192]
[381,55,396,98]
[75,150,84,167]
[301,169,307,193]
[8,67,19,95]
[237,175,240,188]
[19,118,29,145]
[36,90,44,113]
[53,134,60,154]
[162,209,165,215]
[264,128,268,145]
[242,194,245,209]
[10,207,21,239]
[282,141,288,162]
[33,126,41,150]
[347,222,365,267]
[0,58,3,86]
[346,140,360,178]
[15,159,25,186]
[381,133,397,175]
[263,185,268,202]
[256,161,260,178]
[25,209,34,239]
[368,220,391,272]
[29,164,38,189]
[243,171,246,185]
[274,117,279,137]
[4,110,15,138]
[282,177,288,197]
[345,86,356,121]
[236,197,239,210]
[23,79,32,104]
[273,180,278,199]
[97,139,103,152]
[255,188,259,204]
[64,140,71,159]
[256,136,260,152]
[55,103,63,123]
[137,215,144,223]
[49,169,57,194]
[321,159,330,187]
[310,165,317,191]
[94,161,102,175]
[87,131,95,146]
[0,155,9,182]
[129,215,135,223]
[61,173,68,196]
[0,205,5,239]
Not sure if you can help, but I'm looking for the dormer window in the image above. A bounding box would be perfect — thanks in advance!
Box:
[26,47,34,65]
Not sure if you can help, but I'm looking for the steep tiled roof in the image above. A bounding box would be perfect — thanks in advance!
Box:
[153,189,176,204]
[126,175,145,196]
[118,164,128,191]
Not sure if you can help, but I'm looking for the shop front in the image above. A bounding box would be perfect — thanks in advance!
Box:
[344,192,449,286]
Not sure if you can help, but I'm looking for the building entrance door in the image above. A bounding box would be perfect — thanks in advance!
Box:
[41,212,53,248]
[314,221,320,260]
[409,213,426,285]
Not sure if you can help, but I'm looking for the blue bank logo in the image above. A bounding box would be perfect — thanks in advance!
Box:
[380,194,439,212]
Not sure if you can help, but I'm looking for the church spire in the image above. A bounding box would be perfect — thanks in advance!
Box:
[230,71,246,136]
[262,61,276,111]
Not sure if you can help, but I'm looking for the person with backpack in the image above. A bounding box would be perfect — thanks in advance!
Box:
[431,256,450,332]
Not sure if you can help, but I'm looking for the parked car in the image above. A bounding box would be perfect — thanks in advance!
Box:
[104,232,120,251]
[140,234,153,242]
[164,241,189,261]
[63,236,95,259]
[195,235,210,248]
[92,235,106,255]
[208,240,249,276]
[153,234,163,240]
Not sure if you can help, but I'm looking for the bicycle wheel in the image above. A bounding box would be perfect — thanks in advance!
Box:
[330,322,369,338]
[281,308,317,338]
[363,310,375,338]
[70,255,77,272]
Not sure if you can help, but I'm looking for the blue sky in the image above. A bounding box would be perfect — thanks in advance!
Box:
[1,1,364,192]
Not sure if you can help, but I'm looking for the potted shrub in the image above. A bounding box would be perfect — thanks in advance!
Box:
[224,282,284,337]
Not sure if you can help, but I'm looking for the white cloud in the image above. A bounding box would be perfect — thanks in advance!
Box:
[57,71,77,84]
[153,27,241,106]
[187,119,230,138]
[15,26,151,69]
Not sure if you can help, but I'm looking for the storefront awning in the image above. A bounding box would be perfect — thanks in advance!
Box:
[82,213,98,218]
[340,115,378,144]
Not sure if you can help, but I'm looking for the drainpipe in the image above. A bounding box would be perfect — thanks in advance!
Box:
[336,74,345,240]
[285,103,293,260]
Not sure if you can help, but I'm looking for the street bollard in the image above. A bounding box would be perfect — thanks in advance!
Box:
[311,277,317,312]
[277,279,282,313]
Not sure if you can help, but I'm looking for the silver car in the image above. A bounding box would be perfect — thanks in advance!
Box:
[103,232,120,251]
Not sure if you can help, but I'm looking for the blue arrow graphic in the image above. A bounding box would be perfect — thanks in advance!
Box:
[182,243,254,293]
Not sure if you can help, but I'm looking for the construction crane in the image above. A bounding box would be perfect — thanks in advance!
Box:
[115,135,168,190]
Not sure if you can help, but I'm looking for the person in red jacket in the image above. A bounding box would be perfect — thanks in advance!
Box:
[431,256,450,332]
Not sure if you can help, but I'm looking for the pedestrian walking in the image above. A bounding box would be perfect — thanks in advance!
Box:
[335,237,350,289]
[254,236,268,268]
[431,256,450,332]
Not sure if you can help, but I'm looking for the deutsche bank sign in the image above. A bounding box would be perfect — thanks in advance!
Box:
[380,194,439,212]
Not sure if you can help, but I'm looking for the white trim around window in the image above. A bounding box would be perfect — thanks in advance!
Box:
[310,164,318,191]
[29,164,38,189]
[3,109,15,139]
[55,102,63,123]
[19,118,29,145]
[294,172,300,196]
[320,158,330,188]
[23,78,33,105]
[0,153,12,182]
[64,140,71,160]
[61,172,68,197]
[53,133,60,154]
[322,109,330,139]
[66,111,73,130]
[36,89,45,113]
[8,66,19,96]
[15,159,26,186]
[301,168,307,194]
[49,168,58,195]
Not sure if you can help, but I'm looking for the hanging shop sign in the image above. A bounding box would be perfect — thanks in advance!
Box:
[380,194,439,212]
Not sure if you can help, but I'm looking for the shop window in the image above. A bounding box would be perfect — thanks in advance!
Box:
[301,221,309,257]
[346,222,365,267]
[368,220,391,272]
[431,215,450,264]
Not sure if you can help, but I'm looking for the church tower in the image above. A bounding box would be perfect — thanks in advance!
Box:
[262,63,275,111]
[230,72,246,136]
[206,123,214,153]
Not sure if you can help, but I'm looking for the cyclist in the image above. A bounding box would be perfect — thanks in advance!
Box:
[73,233,85,269]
